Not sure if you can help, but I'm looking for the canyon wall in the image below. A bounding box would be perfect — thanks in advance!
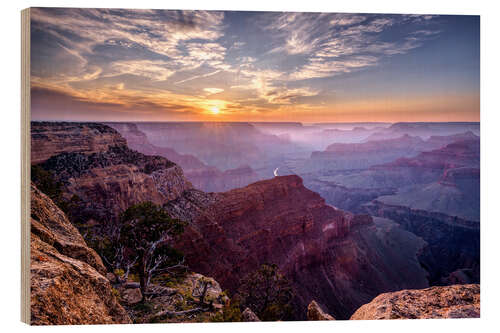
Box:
[30,183,131,325]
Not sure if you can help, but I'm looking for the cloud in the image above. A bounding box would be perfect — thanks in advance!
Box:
[108,60,175,81]
[264,12,322,55]
[203,87,224,95]
[330,15,366,26]
[261,13,440,80]
[174,70,222,85]
[264,87,319,104]
[232,41,246,49]
[183,42,227,69]
[291,56,378,80]
[31,8,226,83]
[31,8,225,58]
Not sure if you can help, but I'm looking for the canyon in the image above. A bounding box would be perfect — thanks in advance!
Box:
[29,121,480,322]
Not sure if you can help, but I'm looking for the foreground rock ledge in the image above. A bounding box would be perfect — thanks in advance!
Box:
[30,183,131,325]
[350,284,479,320]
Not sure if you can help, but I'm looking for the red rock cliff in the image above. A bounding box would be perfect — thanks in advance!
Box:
[168,176,429,319]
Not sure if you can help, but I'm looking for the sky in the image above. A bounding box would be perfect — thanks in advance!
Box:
[30,8,480,122]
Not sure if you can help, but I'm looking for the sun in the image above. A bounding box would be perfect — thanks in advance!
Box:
[210,106,220,114]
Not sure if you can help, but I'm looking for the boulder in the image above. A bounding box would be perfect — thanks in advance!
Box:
[307,301,335,320]
[242,308,261,322]
[121,288,143,305]
[350,284,480,320]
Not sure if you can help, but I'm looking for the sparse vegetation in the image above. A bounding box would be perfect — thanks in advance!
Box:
[31,165,63,200]
[119,202,187,301]
[31,164,82,219]
[235,264,295,321]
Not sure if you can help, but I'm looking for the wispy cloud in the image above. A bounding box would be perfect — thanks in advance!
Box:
[108,60,175,81]
[31,8,226,82]
[262,13,440,80]
[291,56,378,80]
[174,70,222,85]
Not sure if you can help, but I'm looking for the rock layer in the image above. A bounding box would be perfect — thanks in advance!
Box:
[31,122,127,164]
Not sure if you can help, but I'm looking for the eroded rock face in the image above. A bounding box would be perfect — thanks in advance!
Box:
[30,184,130,325]
[307,301,335,320]
[31,183,105,274]
[168,176,429,319]
[31,122,127,164]
[350,284,480,320]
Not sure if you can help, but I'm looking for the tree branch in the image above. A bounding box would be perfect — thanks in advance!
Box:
[151,307,205,319]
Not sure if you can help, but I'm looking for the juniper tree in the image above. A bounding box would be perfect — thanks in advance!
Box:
[120,201,186,300]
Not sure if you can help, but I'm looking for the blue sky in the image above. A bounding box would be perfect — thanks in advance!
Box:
[30,8,479,122]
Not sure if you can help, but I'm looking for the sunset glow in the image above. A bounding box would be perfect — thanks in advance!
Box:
[30,9,479,122]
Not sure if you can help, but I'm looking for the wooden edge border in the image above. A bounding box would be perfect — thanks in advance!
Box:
[21,7,31,325]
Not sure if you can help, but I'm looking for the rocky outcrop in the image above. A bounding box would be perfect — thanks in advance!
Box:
[31,122,127,164]
[32,122,192,226]
[350,284,479,320]
[242,308,261,321]
[30,183,130,325]
[307,301,335,320]
[364,123,479,141]
[168,176,429,319]
[299,136,480,287]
